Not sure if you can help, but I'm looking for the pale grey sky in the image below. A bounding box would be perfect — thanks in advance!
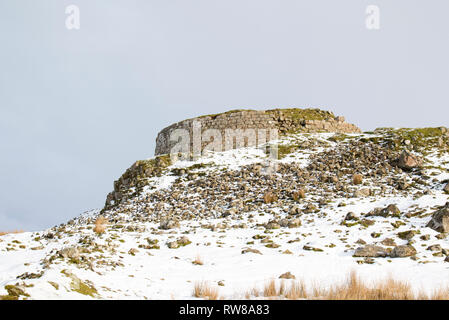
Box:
[1,0,448,230]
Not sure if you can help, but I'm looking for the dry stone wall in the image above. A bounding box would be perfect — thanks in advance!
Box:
[155,108,361,155]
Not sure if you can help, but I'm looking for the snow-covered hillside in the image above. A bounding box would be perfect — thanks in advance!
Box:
[2,128,449,300]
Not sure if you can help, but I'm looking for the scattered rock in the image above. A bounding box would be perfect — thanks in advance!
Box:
[263,191,278,204]
[241,248,262,255]
[352,174,363,185]
[442,182,449,194]
[288,218,302,228]
[354,188,371,198]
[390,245,417,258]
[396,151,422,171]
[420,234,430,241]
[427,244,442,252]
[368,204,401,218]
[167,241,180,249]
[303,203,318,214]
[292,189,306,201]
[380,238,396,246]
[58,247,80,261]
[345,212,358,221]
[353,245,388,258]
[279,272,296,280]
[289,205,301,215]
[4,285,29,298]
[177,236,192,246]
[159,220,180,230]
[303,245,323,252]
[426,203,449,233]
[265,221,281,230]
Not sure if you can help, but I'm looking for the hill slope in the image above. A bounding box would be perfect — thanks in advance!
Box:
[2,127,449,299]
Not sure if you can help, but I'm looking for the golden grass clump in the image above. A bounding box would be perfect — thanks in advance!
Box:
[292,189,306,201]
[93,216,108,234]
[193,281,219,300]
[324,271,414,300]
[245,271,449,300]
[0,230,24,236]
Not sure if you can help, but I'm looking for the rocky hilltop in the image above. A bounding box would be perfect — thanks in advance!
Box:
[155,108,361,156]
[2,108,449,300]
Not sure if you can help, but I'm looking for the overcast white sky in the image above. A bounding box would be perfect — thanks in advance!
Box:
[1,0,448,230]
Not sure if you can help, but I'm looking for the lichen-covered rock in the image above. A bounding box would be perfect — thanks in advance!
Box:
[344,212,357,221]
[368,204,401,218]
[58,247,80,261]
[354,188,371,198]
[443,183,449,194]
[167,241,180,249]
[265,221,281,229]
[177,236,191,246]
[167,236,191,249]
[292,189,306,201]
[426,203,449,233]
[353,245,388,258]
[241,248,262,255]
[159,219,180,230]
[427,244,442,252]
[390,245,417,258]
[4,285,29,298]
[380,238,396,247]
[104,155,172,209]
[288,218,302,228]
[397,230,416,240]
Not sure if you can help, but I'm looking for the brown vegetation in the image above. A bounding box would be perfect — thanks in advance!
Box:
[352,174,363,185]
[93,216,108,234]
[246,272,449,300]
[0,230,24,237]
[193,281,219,300]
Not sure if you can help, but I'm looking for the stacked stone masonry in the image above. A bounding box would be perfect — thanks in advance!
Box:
[155,109,361,155]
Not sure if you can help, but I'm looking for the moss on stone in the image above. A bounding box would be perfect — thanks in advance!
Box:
[277,143,302,159]
[104,154,172,210]
[3,285,29,298]
[373,127,448,153]
[48,281,59,290]
[266,108,335,121]
[61,270,98,298]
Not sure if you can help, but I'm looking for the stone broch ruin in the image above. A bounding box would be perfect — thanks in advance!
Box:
[155,108,361,155]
